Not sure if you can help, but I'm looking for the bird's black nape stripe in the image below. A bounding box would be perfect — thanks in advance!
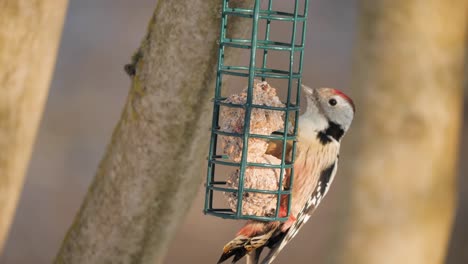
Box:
[317,121,345,144]
[325,122,344,141]
[318,162,336,195]
[317,131,332,145]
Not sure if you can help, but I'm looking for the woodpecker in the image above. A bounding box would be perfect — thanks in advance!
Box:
[217,85,355,264]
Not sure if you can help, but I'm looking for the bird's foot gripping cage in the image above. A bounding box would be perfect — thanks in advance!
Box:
[204,0,310,222]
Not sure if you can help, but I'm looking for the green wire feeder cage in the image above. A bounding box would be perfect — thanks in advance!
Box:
[204,0,310,222]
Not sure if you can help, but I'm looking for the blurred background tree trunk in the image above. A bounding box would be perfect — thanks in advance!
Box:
[445,45,468,264]
[54,1,255,263]
[0,0,67,254]
[335,1,468,264]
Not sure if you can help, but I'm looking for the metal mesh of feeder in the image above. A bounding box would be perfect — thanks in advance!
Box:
[204,0,310,222]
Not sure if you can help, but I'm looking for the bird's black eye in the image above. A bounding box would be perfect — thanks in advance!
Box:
[328,98,337,106]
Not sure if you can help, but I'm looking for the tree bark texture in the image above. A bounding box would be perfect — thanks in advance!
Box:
[0,0,67,253]
[54,1,255,263]
[336,1,468,264]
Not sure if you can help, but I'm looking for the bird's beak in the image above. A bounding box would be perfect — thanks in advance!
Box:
[301,84,314,97]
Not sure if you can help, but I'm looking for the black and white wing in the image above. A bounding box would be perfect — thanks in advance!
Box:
[261,161,339,264]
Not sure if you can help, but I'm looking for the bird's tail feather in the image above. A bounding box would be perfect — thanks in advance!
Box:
[217,221,280,264]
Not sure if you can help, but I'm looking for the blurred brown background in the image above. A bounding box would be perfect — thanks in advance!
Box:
[1,0,466,263]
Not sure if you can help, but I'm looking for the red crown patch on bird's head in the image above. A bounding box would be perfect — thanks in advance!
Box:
[330,88,355,113]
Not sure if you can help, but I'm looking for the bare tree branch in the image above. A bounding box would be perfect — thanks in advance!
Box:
[335,1,468,264]
[0,0,67,253]
[54,1,255,263]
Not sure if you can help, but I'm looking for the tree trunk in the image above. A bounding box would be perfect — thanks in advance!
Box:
[54,1,255,263]
[0,0,67,253]
[335,1,468,264]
